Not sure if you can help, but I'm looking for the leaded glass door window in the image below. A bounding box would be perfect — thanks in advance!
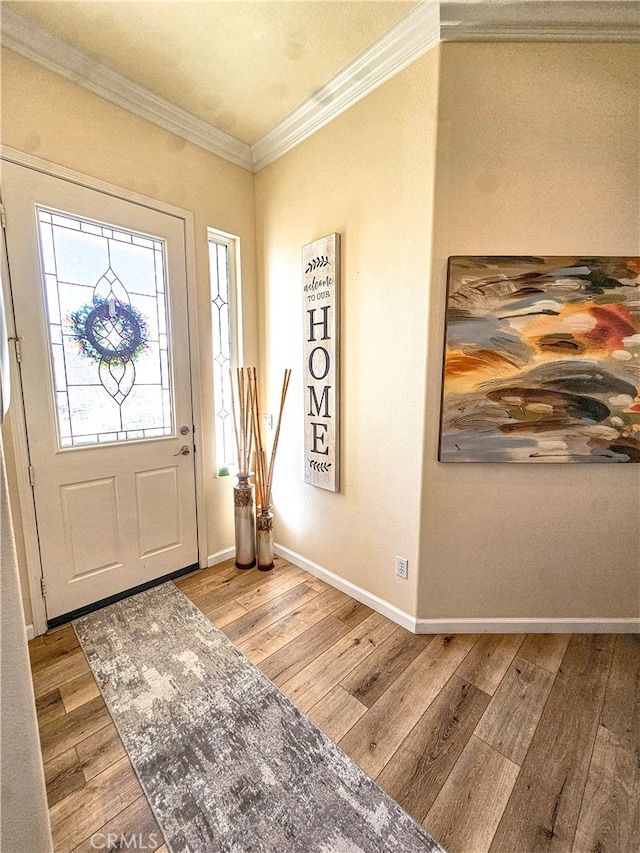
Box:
[37,208,174,447]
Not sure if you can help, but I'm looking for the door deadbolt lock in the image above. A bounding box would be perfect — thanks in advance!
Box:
[180,425,191,435]
[174,445,191,456]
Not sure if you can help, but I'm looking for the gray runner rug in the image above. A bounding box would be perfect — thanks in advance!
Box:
[74,582,445,853]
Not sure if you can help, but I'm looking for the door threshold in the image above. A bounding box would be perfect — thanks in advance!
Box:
[47,563,199,630]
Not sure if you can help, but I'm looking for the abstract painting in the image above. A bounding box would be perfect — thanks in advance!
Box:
[439,256,640,462]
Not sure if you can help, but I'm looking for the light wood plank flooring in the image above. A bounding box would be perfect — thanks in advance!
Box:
[29,558,639,853]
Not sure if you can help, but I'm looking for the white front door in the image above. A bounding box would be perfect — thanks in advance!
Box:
[2,162,199,621]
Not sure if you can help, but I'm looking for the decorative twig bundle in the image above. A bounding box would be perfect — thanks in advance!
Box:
[230,367,254,477]
[249,367,292,513]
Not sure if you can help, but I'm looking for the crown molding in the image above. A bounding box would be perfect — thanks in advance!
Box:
[440,1,640,43]
[440,23,640,43]
[0,7,254,171]
[2,3,638,174]
[251,2,441,171]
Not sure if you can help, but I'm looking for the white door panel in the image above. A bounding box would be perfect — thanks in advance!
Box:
[2,162,198,619]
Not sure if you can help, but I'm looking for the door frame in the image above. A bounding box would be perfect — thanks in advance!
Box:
[1,146,209,636]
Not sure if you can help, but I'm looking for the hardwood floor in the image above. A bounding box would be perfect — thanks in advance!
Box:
[29,558,639,853]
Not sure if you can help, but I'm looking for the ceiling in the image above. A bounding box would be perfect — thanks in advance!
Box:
[2,1,638,170]
[4,1,419,145]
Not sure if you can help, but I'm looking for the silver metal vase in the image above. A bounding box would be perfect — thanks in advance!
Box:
[234,474,256,569]
[256,507,274,572]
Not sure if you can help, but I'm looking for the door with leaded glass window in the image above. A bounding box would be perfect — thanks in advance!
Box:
[2,162,198,621]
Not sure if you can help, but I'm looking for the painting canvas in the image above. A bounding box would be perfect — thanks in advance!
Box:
[439,256,640,463]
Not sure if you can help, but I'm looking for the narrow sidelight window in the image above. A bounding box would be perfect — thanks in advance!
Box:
[208,229,242,475]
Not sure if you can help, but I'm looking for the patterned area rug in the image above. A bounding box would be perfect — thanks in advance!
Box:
[74,583,445,853]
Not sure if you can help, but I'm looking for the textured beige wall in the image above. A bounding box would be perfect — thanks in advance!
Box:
[255,49,440,616]
[420,43,640,619]
[3,40,639,629]
[256,42,639,622]
[0,435,52,852]
[1,49,258,625]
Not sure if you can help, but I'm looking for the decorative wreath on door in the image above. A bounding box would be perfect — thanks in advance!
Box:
[69,298,149,365]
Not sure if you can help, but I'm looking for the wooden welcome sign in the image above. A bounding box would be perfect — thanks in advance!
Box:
[302,233,340,492]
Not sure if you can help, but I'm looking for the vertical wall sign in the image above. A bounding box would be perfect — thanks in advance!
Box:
[302,233,340,491]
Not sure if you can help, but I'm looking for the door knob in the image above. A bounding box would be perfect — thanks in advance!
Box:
[174,445,191,456]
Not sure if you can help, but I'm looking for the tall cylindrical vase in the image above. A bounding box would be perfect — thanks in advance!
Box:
[234,475,256,569]
[256,509,274,572]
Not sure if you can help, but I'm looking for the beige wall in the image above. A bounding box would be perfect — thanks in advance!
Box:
[256,42,639,622]
[1,49,258,625]
[420,43,640,620]
[255,49,440,616]
[0,435,52,852]
[3,39,639,629]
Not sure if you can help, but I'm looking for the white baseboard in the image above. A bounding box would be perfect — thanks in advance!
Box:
[275,544,640,635]
[415,617,640,634]
[207,547,235,567]
[26,624,35,641]
[274,543,417,631]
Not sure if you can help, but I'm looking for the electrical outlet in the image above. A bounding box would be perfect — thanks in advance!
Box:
[396,556,408,579]
[263,414,273,429]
